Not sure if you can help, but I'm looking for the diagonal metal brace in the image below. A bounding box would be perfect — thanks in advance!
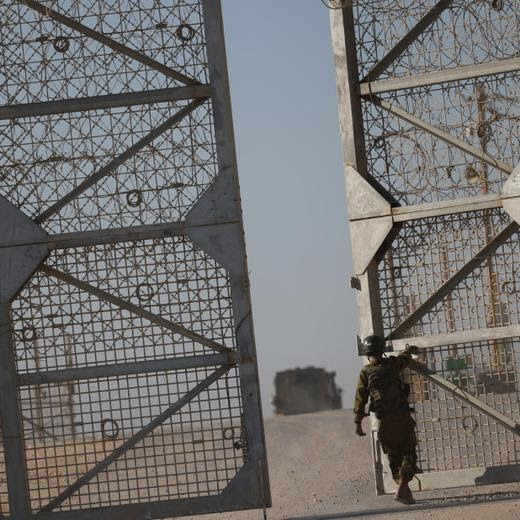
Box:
[409,360,520,436]
[40,365,230,513]
[368,97,513,175]
[388,222,518,339]
[360,0,453,83]
[18,0,199,86]
[34,98,206,223]
[41,265,231,353]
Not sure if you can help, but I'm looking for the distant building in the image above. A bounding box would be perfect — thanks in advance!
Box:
[273,367,342,415]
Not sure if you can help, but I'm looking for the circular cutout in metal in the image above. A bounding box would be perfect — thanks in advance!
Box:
[21,326,37,342]
[126,189,143,208]
[101,418,120,439]
[462,415,478,434]
[502,280,518,294]
[222,427,235,440]
[53,36,70,54]
[135,283,155,303]
[176,23,196,42]
[373,135,386,149]
[476,122,492,143]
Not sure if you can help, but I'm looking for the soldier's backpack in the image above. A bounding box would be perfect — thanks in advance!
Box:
[366,361,409,418]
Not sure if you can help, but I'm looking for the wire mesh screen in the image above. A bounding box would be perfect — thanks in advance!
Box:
[352,0,519,205]
[403,338,520,472]
[363,74,519,204]
[352,1,519,79]
[20,367,244,511]
[12,238,235,374]
[332,0,520,493]
[0,2,216,234]
[0,0,267,517]
[1,1,208,102]
[379,208,519,336]
[0,100,217,233]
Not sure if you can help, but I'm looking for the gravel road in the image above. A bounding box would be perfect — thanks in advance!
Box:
[194,410,520,520]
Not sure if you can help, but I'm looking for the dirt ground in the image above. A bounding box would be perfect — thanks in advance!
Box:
[195,410,520,520]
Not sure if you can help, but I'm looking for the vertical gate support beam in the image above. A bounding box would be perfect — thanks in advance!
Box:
[330,5,392,497]
[0,196,49,515]
[502,165,520,225]
[200,0,271,508]
[0,303,31,518]
[330,6,387,340]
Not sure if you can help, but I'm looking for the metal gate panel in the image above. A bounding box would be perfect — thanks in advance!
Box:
[0,1,270,518]
[405,339,520,470]
[329,0,520,494]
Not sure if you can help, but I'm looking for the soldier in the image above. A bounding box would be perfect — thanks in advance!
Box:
[354,335,419,505]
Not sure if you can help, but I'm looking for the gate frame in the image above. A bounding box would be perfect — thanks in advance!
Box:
[329,1,520,495]
[0,1,271,517]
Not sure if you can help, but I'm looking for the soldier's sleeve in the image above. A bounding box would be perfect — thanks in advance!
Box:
[353,369,369,424]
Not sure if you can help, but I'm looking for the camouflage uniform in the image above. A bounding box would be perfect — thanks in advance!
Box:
[354,351,417,483]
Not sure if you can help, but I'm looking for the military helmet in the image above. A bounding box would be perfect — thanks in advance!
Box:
[362,335,386,356]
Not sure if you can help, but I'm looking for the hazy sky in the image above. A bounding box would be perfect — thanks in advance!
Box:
[220,1,361,415]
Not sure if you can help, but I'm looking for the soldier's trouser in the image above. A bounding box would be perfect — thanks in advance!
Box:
[378,413,417,483]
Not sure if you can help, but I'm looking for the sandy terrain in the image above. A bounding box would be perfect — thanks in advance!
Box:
[6,409,519,519]
[196,410,520,520]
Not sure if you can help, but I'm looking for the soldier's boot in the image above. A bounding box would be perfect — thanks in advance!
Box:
[394,479,415,505]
